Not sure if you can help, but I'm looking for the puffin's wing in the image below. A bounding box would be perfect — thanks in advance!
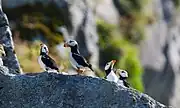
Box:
[41,55,59,70]
[72,53,89,67]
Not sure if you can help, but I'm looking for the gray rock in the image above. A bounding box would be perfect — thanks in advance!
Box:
[2,0,179,107]
[0,66,168,108]
[112,0,180,107]
[140,0,180,107]
[91,0,119,24]
[0,0,22,73]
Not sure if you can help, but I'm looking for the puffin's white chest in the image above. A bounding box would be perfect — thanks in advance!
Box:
[38,56,46,70]
[106,71,119,83]
[0,58,3,66]
[69,53,83,69]
[117,80,125,87]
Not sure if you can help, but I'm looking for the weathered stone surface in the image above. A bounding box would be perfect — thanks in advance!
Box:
[0,66,168,108]
[89,0,119,24]
[140,0,180,107]
[0,0,21,73]
[2,0,180,107]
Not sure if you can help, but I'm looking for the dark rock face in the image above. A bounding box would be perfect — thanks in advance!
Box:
[0,1,21,73]
[0,66,167,108]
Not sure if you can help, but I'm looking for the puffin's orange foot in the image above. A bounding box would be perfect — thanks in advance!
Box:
[76,69,84,74]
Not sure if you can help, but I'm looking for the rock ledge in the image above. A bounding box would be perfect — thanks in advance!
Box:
[0,66,168,108]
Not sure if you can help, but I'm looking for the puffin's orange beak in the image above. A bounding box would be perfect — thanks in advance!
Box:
[64,43,69,47]
[112,60,117,64]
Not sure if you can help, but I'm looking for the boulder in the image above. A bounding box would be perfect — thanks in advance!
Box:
[0,66,168,108]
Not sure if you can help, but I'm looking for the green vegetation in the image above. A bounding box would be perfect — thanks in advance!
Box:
[116,39,144,91]
[173,0,180,8]
[4,1,149,91]
[96,0,157,91]
[4,2,65,72]
[4,2,64,46]
[97,20,144,91]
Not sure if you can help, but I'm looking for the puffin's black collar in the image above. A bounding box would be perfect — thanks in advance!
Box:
[119,76,127,80]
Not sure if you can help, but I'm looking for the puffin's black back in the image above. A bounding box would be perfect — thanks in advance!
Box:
[41,54,59,71]
[70,45,94,71]
[72,53,93,70]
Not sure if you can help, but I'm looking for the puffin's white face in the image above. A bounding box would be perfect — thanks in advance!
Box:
[0,44,5,57]
[40,44,49,54]
[118,69,128,78]
[64,40,78,47]
[104,60,116,71]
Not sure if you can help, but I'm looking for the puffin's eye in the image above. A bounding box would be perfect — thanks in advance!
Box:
[44,47,48,51]
[121,71,125,73]
[69,40,73,43]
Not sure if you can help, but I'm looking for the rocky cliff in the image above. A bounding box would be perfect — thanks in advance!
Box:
[0,66,168,108]
[93,0,180,107]
[1,0,180,107]
[140,0,180,107]
[0,0,21,73]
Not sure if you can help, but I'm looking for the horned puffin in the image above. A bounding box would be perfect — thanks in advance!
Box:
[64,40,94,74]
[116,69,129,88]
[0,44,6,66]
[38,43,59,73]
[104,60,119,83]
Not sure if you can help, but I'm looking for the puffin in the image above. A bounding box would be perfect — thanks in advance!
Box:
[64,40,94,74]
[0,44,6,66]
[38,43,59,72]
[104,60,119,83]
[116,69,130,88]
